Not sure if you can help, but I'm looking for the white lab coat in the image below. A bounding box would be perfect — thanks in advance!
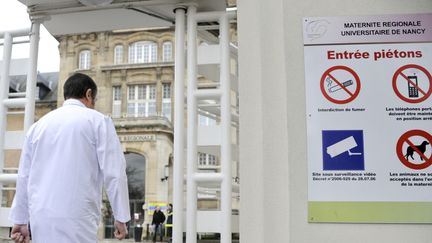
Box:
[9,99,131,243]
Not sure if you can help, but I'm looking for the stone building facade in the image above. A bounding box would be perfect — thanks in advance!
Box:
[4,24,239,240]
[57,29,177,237]
[5,24,238,240]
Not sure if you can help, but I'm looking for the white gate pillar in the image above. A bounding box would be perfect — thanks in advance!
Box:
[173,5,187,243]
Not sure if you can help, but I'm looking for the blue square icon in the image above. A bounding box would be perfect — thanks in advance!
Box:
[322,130,365,170]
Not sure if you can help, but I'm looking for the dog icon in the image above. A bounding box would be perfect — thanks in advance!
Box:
[405,141,430,162]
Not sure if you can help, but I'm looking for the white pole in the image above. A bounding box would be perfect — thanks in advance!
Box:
[186,4,198,243]
[0,29,30,38]
[0,32,12,202]
[173,6,186,243]
[3,98,28,108]
[24,20,41,132]
[0,174,18,184]
[0,40,30,46]
[195,11,236,22]
[219,13,232,243]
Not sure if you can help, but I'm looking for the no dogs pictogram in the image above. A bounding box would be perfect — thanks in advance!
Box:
[396,130,432,170]
[320,66,361,104]
[392,64,432,103]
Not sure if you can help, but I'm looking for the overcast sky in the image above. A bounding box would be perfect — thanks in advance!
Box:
[0,0,60,72]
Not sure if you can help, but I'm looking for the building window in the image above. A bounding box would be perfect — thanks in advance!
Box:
[208,154,216,166]
[114,45,123,64]
[162,83,171,121]
[127,84,156,117]
[128,41,157,64]
[79,50,91,70]
[112,86,122,118]
[198,152,218,167]
[198,111,216,126]
[162,41,172,62]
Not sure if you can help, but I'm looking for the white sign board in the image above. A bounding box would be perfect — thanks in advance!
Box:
[304,14,432,223]
[304,13,432,45]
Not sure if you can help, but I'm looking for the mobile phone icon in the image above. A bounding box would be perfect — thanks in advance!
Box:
[407,75,418,98]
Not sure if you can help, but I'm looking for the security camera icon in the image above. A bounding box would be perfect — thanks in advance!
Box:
[326,136,362,158]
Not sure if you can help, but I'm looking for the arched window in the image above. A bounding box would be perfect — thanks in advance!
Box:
[114,45,123,64]
[125,153,145,200]
[128,41,157,64]
[79,50,91,70]
[162,41,172,62]
[103,152,145,239]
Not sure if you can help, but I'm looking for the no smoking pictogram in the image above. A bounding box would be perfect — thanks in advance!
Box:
[320,65,361,104]
[396,130,432,170]
[392,64,432,103]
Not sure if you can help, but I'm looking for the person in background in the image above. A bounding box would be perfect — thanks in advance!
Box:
[9,73,130,243]
[151,206,166,242]
[165,204,173,243]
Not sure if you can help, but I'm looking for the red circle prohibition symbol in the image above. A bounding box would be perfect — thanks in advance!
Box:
[320,65,361,104]
[392,64,432,103]
[396,130,432,170]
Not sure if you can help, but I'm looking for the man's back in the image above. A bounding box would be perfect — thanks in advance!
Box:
[11,99,130,243]
[28,99,105,220]
[10,73,130,243]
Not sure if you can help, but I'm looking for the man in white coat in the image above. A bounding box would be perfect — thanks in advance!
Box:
[9,73,131,243]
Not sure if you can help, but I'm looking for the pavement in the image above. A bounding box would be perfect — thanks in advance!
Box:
[2,236,239,243]
[100,240,171,243]
[2,239,239,243]
[100,240,239,243]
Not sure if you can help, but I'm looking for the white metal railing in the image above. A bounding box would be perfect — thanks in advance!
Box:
[219,13,233,243]
[8,92,27,98]
[0,174,18,184]
[186,5,199,243]
[0,33,14,188]
[0,21,41,226]
[173,6,186,243]
[171,5,236,243]
[24,22,41,132]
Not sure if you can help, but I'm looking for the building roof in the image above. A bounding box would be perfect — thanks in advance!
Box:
[9,72,59,102]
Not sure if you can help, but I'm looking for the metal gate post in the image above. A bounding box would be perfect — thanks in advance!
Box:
[173,5,187,243]
[186,4,198,243]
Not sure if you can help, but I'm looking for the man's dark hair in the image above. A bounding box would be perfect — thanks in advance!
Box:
[63,73,97,100]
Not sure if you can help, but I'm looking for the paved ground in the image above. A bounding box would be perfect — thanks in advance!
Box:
[100,240,168,243]
[2,236,239,243]
[101,240,240,243]
[2,239,239,243]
